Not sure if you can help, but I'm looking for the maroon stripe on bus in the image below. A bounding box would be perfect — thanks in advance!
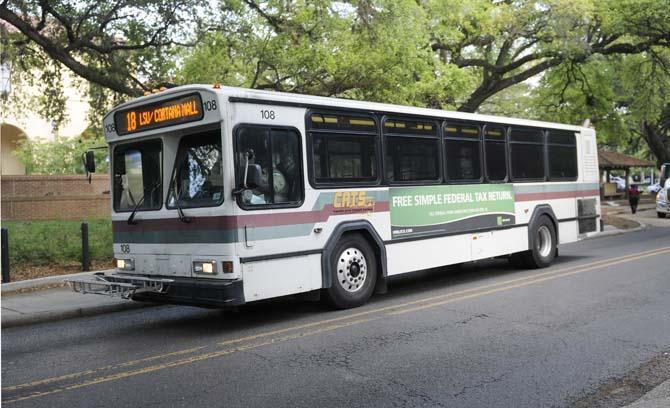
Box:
[515,189,599,202]
[113,201,390,232]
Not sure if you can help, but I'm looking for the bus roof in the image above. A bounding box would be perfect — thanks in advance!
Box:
[107,84,588,133]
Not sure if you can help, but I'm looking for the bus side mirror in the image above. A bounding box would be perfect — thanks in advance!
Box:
[83,151,96,173]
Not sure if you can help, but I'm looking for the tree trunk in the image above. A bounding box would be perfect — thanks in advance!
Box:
[641,121,670,166]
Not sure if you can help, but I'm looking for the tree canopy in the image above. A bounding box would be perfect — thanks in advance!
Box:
[2,0,670,162]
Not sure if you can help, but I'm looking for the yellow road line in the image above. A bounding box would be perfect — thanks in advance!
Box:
[4,246,669,403]
[1,346,207,392]
[217,246,669,346]
[3,317,378,404]
[389,249,670,315]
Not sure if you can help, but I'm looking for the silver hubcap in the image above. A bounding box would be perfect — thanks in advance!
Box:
[336,247,367,293]
[537,225,552,258]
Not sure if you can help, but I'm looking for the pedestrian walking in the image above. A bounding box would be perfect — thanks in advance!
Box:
[628,184,640,214]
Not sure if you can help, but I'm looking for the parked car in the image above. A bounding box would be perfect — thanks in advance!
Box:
[647,182,662,194]
[609,176,626,192]
[657,180,670,218]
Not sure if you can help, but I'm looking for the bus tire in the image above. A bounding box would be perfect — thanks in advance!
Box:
[658,212,667,219]
[323,233,377,309]
[521,215,557,268]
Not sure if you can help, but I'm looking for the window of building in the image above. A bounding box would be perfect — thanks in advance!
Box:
[444,122,482,181]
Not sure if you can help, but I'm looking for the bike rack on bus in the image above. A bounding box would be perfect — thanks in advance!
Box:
[65,272,174,299]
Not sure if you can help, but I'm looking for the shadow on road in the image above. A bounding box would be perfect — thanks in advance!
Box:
[127,253,594,338]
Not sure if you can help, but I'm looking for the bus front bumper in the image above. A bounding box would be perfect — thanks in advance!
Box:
[658,199,670,214]
[67,272,245,308]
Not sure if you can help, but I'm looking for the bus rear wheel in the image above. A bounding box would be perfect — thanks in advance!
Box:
[324,233,377,309]
[526,216,557,268]
[510,216,557,269]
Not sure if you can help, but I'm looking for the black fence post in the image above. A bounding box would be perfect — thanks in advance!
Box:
[81,222,90,272]
[1,228,9,283]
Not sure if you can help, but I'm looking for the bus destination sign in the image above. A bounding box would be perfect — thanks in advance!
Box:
[114,93,204,135]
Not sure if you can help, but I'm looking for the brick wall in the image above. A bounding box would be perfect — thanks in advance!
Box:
[1,174,111,221]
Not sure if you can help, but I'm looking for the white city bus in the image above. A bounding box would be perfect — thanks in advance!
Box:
[68,84,601,309]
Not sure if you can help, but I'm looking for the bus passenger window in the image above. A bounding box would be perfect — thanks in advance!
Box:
[383,118,440,183]
[444,122,482,181]
[510,127,545,181]
[484,126,507,182]
[235,126,303,207]
[308,112,379,185]
[547,131,577,180]
[385,137,440,182]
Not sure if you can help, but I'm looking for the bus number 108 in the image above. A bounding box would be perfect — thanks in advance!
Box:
[260,110,276,120]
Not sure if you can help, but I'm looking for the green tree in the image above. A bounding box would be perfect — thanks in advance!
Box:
[179,0,475,109]
[528,51,670,164]
[3,0,670,123]
[0,0,205,97]
[13,127,109,174]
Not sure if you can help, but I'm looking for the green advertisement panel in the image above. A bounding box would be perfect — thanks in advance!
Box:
[390,184,516,238]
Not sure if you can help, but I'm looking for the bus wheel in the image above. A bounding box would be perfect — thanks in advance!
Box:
[324,233,377,309]
[522,216,557,269]
[658,212,667,219]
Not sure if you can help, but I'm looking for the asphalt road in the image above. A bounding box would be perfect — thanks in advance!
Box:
[2,226,670,408]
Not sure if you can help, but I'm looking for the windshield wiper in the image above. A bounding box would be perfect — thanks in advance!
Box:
[127,181,161,225]
[167,165,192,224]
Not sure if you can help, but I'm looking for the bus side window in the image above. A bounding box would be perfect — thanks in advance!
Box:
[547,131,577,180]
[444,122,482,182]
[510,127,545,181]
[383,117,440,183]
[309,112,379,185]
[484,125,507,182]
[235,126,303,207]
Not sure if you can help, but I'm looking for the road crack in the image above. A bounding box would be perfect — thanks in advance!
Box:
[453,372,509,398]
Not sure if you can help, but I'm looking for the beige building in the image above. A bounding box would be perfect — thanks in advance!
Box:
[0,123,26,175]
[1,30,90,175]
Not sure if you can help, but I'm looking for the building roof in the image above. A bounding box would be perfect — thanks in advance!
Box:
[598,149,655,169]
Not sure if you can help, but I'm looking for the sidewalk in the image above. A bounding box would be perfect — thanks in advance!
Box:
[2,286,151,328]
[624,379,670,408]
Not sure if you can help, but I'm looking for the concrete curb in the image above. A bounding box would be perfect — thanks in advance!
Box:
[623,379,670,408]
[1,270,113,294]
[1,300,153,329]
[589,223,647,240]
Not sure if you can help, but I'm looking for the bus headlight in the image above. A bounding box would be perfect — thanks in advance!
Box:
[193,261,217,275]
[115,258,135,271]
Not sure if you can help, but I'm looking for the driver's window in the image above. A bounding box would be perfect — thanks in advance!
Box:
[235,126,303,207]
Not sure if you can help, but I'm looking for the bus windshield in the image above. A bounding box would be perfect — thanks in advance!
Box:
[113,139,163,212]
[167,130,224,209]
